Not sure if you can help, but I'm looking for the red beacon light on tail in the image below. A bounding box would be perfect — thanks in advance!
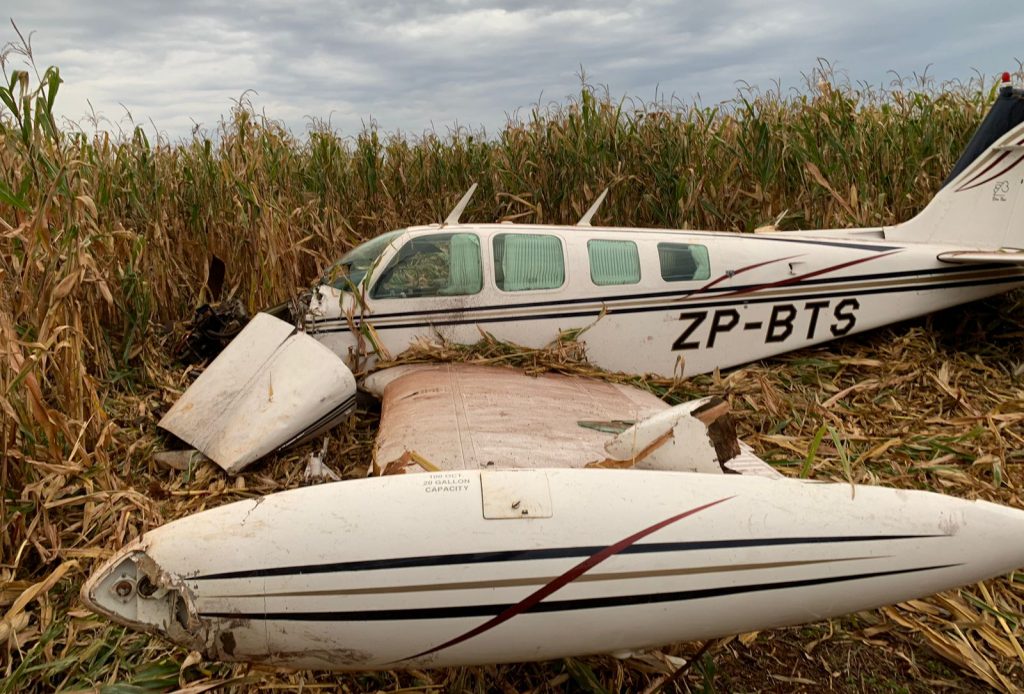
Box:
[999,71,1014,93]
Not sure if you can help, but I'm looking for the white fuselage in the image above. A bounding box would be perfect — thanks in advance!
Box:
[306,224,1024,377]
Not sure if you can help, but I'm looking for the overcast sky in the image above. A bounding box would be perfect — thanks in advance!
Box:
[3,1,1023,141]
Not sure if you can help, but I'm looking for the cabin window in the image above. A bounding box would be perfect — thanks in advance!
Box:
[588,239,641,285]
[371,233,483,298]
[493,233,565,291]
[657,243,711,282]
[322,229,404,289]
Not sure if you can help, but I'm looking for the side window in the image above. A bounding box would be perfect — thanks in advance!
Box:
[588,239,640,286]
[371,233,482,299]
[658,243,711,282]
[493,233,565,291]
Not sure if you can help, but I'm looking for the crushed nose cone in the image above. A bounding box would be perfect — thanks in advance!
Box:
[159,313,358,474]
[80,546,209,654]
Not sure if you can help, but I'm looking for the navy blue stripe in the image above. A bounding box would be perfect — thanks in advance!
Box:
[198,562,958,622]
[309,273,1024,334]
[578,228,897,252]
[310,262,1000,326]
[193,534,943,581]
[279,395,357,449]
[716,236,896,252]
[470,227,898,253]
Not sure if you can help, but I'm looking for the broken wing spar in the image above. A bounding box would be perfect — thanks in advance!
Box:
[157,319,779,477]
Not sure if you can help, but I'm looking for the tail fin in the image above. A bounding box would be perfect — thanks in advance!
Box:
[889,78,1024,249]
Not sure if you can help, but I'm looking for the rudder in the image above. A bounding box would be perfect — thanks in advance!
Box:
[889,76,1024,250]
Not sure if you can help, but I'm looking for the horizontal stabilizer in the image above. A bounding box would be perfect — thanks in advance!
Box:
[937,249,1024,265]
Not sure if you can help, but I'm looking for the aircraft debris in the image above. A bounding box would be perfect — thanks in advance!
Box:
[159,313,357,474]
[81,463,1024,670]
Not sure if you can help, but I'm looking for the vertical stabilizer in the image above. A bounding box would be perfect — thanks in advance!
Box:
[889,76,1024,249]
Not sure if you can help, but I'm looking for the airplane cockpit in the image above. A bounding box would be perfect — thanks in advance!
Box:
[372,232,483,298]
[322,228,404,290]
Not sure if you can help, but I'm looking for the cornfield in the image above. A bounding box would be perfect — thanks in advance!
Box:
[2,30,1023,692]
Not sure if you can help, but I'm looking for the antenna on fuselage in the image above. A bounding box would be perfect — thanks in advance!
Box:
[576,188,609,226]
[443,183,478,226]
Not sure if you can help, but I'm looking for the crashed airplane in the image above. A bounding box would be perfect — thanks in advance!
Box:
[84,365,1024,670]
[301,75,1024,378]
[159,75,1024,475]
[80,77,1024,670]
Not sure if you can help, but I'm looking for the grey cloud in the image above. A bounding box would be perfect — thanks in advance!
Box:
[4,0,1023,140]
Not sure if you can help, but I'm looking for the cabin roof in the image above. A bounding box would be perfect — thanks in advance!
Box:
[401,221,726,237]
[394,221,886,245]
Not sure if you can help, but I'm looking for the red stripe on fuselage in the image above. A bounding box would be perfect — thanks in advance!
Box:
[711,250,902,300]
[956,150,1010,191]
[689,255,802,296]
[401,495,735,662]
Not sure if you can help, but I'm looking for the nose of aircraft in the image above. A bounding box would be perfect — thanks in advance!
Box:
[80,543,207,652]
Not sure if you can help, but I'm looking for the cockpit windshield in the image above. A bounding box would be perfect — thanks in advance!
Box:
[322,229,405,290]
